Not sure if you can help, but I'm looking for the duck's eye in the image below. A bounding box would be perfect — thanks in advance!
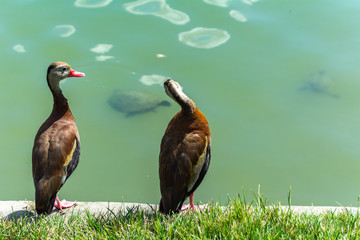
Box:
[61,67,68,72]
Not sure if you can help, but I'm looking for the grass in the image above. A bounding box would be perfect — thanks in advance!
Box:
[1,190,360,239]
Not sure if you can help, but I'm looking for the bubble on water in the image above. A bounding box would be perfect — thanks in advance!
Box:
[229,10,247,22]
[178,27,230,49]
[13,44,26,53]
[55,25,76,37]
[139,74,168,86]
[90,44,113,54]
[203,0,229,8]
[96,55,115,61]
[74,0,112,8]
[124,0,190,25]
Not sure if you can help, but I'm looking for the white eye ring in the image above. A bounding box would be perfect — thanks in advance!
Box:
[61,66,67,72]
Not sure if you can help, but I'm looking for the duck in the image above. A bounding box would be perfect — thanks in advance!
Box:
[32,61,85,215]
[159,79,211,214]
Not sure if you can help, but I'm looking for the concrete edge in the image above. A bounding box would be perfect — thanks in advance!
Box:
[278,205,360,215]
[1,201,359,220]
[1,201,158,220]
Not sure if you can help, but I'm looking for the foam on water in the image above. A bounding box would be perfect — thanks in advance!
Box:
[13,44,26,53]
[242,0,259,5]
[74,0,113,8]
[96,55,115,61]
[139,74,168,86]
[203,0,229,8]
[156,53,166,58]
[229,10,247,22]
[124,0,190,25]
[54,25,76,37]
[178,27,230,49]
[90,44,113,54]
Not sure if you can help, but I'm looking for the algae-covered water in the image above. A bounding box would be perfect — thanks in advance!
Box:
[1,0,360,206]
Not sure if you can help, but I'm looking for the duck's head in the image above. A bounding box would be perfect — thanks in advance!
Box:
[164,79,195,111]
[47,61,85,91]
[164,79,185,102]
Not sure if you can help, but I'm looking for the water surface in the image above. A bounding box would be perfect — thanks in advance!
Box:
[1,0,360,206]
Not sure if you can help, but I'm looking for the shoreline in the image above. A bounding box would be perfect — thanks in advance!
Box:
[1,201,157,220]
[1,201,360,220]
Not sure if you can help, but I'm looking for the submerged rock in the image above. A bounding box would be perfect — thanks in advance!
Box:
[108,90,171,116]
[299,70,339,98]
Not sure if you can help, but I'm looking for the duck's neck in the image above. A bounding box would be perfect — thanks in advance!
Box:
[52,90,68,108]
[48,78,69,115]
[174,92,196,115]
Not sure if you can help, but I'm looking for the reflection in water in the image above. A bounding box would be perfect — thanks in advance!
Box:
[90,44,113,54]
[96,55,115,61]
[124,0,190,25]
[54,25,76,37]
[13,44,26,53]
[139,74,168,86]
[229,10,247,22]
[203,0,229,8]
[74,0,113,8]
[178,27,230,49]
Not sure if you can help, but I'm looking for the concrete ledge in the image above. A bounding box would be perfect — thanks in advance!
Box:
[278,206,360,215]
[1,201,359,220]
[1,201,158,220]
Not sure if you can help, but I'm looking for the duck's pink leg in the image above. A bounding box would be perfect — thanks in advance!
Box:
[181,193,195,210]
[54,195,76,210]
[181,193,208,211]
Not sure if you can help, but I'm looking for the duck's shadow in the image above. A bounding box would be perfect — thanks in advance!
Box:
[4,208,63,221]
[5,210,36,221]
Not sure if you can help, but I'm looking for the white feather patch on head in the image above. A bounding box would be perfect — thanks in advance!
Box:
[165,79,189,102]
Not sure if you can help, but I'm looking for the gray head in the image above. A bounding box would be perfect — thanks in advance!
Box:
[47,61,85,92]
[164,79,195,112]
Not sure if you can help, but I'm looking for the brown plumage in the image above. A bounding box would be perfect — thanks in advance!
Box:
[32,61,85,215]
[159,79,211,214]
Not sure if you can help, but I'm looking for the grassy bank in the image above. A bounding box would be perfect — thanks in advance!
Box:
[1,192,360,239]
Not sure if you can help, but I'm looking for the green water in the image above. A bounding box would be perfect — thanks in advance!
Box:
[1,0,360,206]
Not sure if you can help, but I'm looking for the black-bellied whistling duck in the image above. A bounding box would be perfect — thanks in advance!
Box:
[159,79,211,214]
[32,61,85,215]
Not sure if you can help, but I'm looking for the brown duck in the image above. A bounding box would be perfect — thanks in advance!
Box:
[159,79,211,214]
[32,61,85,215]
